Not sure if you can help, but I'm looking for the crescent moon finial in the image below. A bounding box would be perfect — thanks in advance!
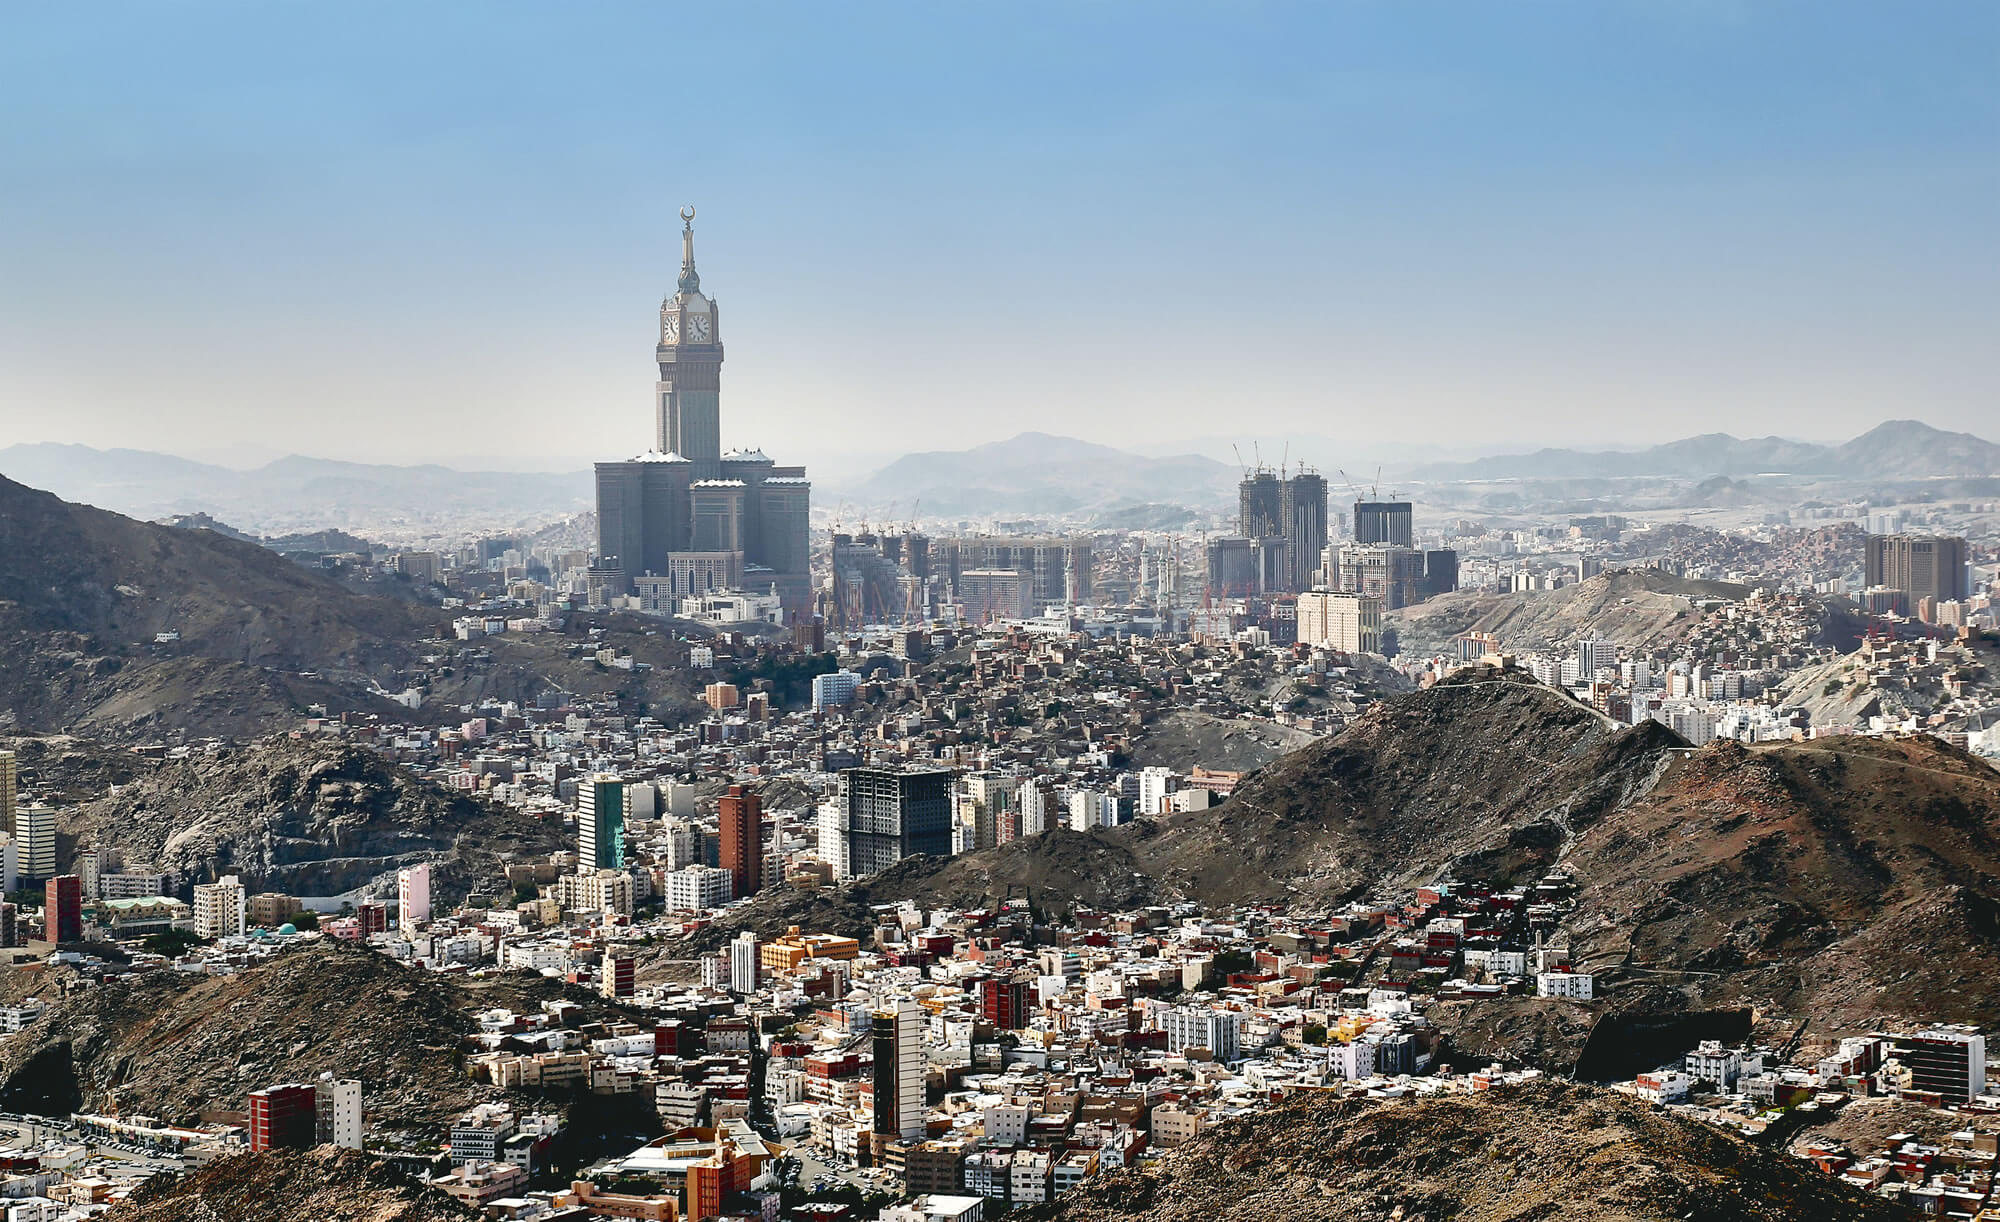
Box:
[680,204,696,226]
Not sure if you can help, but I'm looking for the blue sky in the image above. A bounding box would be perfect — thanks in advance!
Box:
[1,2,1993,473]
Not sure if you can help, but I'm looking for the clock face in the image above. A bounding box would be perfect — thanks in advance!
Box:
[687,313,712,342]
[662,314,680,343]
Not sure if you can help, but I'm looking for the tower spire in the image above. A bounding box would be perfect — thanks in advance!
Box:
[677,204,700,294]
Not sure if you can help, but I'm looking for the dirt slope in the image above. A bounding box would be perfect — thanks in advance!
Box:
[0,473,431,736]
[1029,1080,1896,1222]
[1566,733,2000,1029]
[0,941,630,1131]
[101,1147,476,1222]
[62,737,563,899]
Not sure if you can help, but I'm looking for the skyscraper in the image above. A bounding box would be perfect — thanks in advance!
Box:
[1353,500,1414,547]
[836,768,955,878]
[594,208,813,614]
[0,750,15,839]
[1229,469,1327,593]
[1238,471,1283,540]
[872,999,926,1142]
[717,784,763,901]
[579,773,626,871]
[1280,471,1329,592]
[1864,535,1969,605]
[15,803,56,883]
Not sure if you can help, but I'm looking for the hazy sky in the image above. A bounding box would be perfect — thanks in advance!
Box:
[2,2,1994,473]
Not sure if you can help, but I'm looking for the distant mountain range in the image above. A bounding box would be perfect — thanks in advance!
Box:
[1401,419,2000,482]
[838,431,1239,516]
[0,443,591,535]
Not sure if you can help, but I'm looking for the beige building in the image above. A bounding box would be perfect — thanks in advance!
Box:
[1150,1102,1206,1147]
[1296,591,1384,654]
[192,875,247,939]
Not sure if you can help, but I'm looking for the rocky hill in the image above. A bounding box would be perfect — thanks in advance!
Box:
[699,669,2000,1071]
[1562,732,2000,1032]
[0,472,432,737]
[0,941,629,1131]
[700,671,1685,932]
[101,1147,476,1222]
[1390,569,1749,657]
[60,737,563,900]
[1028,1080,1897,1222]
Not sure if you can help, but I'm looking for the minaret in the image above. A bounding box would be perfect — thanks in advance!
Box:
[656,204,723,469]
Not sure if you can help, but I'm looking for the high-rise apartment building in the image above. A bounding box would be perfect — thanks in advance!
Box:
[315,1074,364,1150]
[1158,1005,1241,1063]
[1890,1028,1987,1104]
[43,875,82,945]
[397,863,431,932]
[836,768,956,879]
[1353,500,1414,547]
[664,864,732,912]
[248,1083,318,1152]
[812,669,860,712]
[192,875,247,939]
[1864,535,1969,605]
[1296,591,1384,654]
[0,750,14,839]
[579,774,627,871]
[717,784,763,901]
[729,930,760,995]
[15,803,56,883]
[872,999,927,1142]
[594,209,812,613]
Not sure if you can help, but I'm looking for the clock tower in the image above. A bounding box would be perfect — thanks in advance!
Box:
[657,205,723,469]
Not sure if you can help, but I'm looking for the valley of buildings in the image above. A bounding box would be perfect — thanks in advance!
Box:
[0,216,1994,1219]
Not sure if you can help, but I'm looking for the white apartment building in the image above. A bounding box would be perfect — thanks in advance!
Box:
[1536,971,1594,1000]
[1136,767,1179,816]
[316,1074,364,1150]
[1157,1005,1241,1063]
[191,875,246,940]
[397,863,431,932]
[729,931,760,994]
[664,865,732,913]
